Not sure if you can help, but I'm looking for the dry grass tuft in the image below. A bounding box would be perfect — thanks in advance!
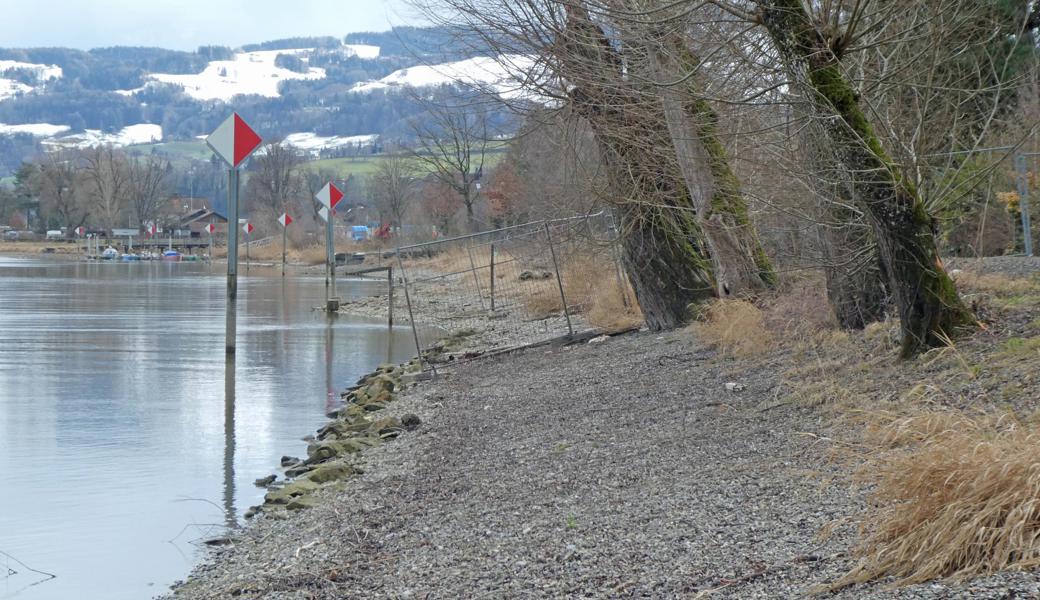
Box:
[954,271,1039,295]
[832,408,1040,589]
[688,299,772,357]
[517,253,642,329]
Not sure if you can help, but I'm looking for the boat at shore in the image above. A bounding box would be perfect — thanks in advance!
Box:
[100,247,120,260]
[162,250,182,261]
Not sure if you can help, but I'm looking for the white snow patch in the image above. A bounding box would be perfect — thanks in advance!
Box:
[45,124,163,148]
[149,48,325,101]
[0,122,71,137]
[283,132,378,157]
[342,45,380,59]
[0,60,63,82]
[0,79,33,101]
[350,55,538,100]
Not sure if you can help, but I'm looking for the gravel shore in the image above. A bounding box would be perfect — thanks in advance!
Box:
[167,329,1039,599]
[167,257,1040,599]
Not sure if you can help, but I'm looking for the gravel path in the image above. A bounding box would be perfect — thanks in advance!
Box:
[166,325,1040,599]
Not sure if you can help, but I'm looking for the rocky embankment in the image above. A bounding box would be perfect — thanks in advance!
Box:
[242,361,424,519]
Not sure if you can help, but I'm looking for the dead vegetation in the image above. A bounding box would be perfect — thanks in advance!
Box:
[686,299,773,357]
[832,408,1040,589]
[679,264,1040,591]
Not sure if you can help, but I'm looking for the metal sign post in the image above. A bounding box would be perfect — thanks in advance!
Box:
[206,113,262,354]
[278,213,292,277]
[243,222,253,266]
[315,183,343,311]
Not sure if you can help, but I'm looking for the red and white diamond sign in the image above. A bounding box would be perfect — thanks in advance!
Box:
[278,213,292,227]
[242,222,254,234]
[205,223,216,234]
[314,182,343,210]
[206,113,263,169]
[74,226,85,236]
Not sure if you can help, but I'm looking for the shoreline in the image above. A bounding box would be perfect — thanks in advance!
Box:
[166,257,1040,599]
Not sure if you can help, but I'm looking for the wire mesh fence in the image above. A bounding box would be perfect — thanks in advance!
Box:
[391,212,635,371]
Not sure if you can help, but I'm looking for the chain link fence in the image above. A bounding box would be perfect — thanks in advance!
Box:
[390,212,635,371]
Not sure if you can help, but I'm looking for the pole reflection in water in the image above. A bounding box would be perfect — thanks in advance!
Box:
[325,312,336,415]
[223,353,237,529]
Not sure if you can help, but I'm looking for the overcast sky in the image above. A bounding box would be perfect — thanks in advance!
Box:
[0,0,420,51]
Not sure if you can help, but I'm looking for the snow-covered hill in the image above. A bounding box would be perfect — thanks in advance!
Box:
[148,49,325,101]
[351,55,536,99]
[0,59,63,100]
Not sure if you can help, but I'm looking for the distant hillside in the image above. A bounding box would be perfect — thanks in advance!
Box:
[0,26,524,176]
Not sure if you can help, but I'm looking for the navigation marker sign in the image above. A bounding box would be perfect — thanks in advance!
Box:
[206,113,262,169]
[74,226,85,236]
[242,222,254,234]
[278,213,292,227]
[315,182,343,210]
[205,223,216,234]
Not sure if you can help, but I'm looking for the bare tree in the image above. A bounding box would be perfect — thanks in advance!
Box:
[80,145,130,232]
[369,145,417,233]
[247,141,304,213]
[127,153,172,228]
[33,150,87,230]
[408,95,490,233]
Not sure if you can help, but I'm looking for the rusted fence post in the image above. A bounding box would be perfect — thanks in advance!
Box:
[489,243,496,311]
[544,220,574,337]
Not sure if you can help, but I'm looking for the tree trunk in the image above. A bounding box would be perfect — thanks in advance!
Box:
[647,35,775,297]
[759,1,974,357]
[617,203,716,329]
[818,218,890,329]
[556,4,774,328]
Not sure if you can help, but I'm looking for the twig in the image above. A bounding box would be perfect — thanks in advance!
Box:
[0,549,57,582]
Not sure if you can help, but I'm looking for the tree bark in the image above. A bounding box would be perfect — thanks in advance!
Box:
[758,1,974,357]
[558,5,719,328]
[647,35,775,297]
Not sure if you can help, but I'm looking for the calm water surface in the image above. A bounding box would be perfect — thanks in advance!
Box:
[0,256,415,599]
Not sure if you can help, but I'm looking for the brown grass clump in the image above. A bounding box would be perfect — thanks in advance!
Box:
[953,271,1039,295]
[833,408,1040,589]
[687,299,772,357]
[517,253,642,329]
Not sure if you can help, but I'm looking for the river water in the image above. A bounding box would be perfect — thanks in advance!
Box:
[0,256,416,599]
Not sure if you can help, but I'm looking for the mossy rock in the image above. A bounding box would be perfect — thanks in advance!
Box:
[265,479,320,505]
[366,416,402,436]
[363,401,388,412]
[306,462,355,484]
[287,495,320,510]
[352,388,371,405]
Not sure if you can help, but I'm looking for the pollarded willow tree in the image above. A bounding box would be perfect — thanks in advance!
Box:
[413,0,775,329]
[648,0,1031,355]
[684,0,1035,357]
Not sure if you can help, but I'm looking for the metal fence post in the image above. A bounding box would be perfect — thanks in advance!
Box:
[466,240,487,310]
[545,220,574,337]
[395,250,428,373]
[387,266,394,328]
[1016,153,1033,257]
[489,243,496,312]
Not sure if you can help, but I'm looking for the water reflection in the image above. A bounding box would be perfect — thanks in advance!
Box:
[223,354,236,530]
[0,260,421,600]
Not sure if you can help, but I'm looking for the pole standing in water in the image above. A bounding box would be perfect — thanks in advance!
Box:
[205,113,263,354]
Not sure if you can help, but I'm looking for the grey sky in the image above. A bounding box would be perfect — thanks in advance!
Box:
[0,1,421,51]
